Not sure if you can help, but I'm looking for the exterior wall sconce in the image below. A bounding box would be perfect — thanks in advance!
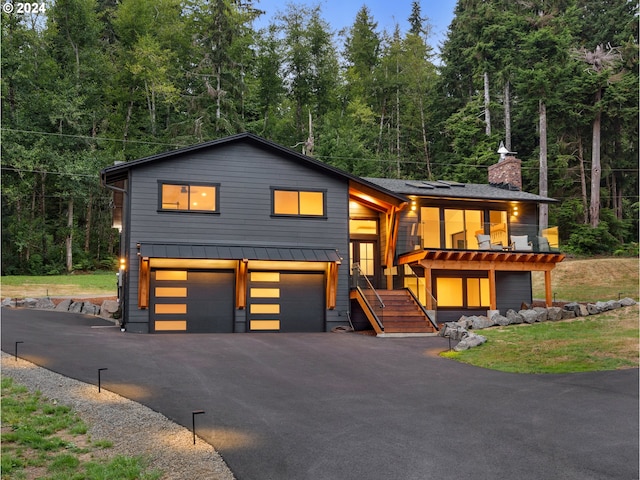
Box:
[411,200,417,211]
[119,257,126,271]
[512,205,519,216]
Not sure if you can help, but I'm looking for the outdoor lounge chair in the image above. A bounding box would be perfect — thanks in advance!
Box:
[510,235,533,251]
[476,234,503,250]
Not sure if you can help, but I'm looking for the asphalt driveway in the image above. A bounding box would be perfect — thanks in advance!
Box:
[1,308,638,480]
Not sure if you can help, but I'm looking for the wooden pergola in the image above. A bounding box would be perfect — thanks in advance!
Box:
[398,249,566,309]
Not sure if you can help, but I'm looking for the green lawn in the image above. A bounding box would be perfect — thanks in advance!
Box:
[441,305,639,374]
[532,257,639,302]
[1,376,161,480]
[1,271,118,298]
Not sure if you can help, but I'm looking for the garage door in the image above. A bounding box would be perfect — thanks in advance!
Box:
[248,272,325,332]
[150,269,235,333]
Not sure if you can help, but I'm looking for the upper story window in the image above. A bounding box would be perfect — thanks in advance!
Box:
[272,188,325,217]
[419,206,508,250]
[159,182,218,212]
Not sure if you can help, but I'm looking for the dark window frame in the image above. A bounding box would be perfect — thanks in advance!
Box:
[157,180,220,214]
[270,187,327,218]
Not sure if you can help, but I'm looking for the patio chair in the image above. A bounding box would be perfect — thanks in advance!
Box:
[510,235,533,251]
[476,234,503,251]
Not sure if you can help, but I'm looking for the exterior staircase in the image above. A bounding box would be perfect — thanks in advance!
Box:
[356,289,438,335]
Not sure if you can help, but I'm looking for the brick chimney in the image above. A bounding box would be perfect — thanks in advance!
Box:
[488,142,522,190]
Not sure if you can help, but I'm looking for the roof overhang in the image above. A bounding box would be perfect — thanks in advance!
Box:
[398,249,565,271]
[139,242,342,263]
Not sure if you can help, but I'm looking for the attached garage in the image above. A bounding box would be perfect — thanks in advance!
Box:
[137,243,341,334]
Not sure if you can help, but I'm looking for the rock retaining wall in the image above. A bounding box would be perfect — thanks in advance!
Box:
[439,297,637,352]
[1,297,121,324]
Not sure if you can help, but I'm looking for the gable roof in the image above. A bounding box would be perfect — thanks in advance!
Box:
[100,132,408,206]
[364,177,558,203]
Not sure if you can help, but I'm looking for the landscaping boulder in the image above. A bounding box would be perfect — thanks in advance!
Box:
[506,309,524,325]
[520,309,538,324]
[35,298,55,310]
[18,298,38,308]
[68,301,84,313]
[605,300,622,310]
[454,333,487,352]
[587,303,601,315]
[100,300,120,320]
[561,309,576,320]
[456,316,474,330]
[471,315,494,330]
[55,299,72,312]
[491,312,510,326]
[81,302,100,315]
[546,306,564,321]
[439,322,468,341]
[2,298,15,308]
[620,297,637,307]
[596,300,617,312]
[532,307,548,322]
[563,302,581,316]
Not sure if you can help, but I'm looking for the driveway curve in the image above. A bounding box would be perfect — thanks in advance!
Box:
[1,308,638,480]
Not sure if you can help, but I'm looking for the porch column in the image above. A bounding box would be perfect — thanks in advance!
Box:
[545,270,553,307]
[424,266,433,310]
[488,267,497,310]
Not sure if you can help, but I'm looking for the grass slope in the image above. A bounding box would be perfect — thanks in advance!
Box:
[532,257,639,302]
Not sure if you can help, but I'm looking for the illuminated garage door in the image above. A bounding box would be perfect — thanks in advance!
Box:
[248,272,325,332]
[150,269,234,333]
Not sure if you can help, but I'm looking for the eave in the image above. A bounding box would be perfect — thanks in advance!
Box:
[398,249,565,272]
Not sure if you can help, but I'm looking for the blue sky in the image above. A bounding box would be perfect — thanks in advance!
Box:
[252,0,458,53]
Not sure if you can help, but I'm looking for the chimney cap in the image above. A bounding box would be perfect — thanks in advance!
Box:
[497,141,516,161]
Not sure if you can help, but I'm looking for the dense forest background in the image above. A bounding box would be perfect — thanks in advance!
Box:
[1,0,638,275]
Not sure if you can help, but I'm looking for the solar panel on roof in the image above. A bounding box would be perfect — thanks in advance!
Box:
[422,181,450,189]
[405,181,434,189]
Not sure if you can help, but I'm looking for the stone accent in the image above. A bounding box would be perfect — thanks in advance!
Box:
[454,333,487,352]
[81,302,100,315]
[69,301,84,313]
[2,297,121,323]
[438,298,637,352]
[100,300,120,320]
[55,299,73,311]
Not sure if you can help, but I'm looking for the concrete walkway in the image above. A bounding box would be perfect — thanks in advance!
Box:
[1,308,638,480]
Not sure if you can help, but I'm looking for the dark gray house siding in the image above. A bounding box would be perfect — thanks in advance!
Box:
[496,271,532,312]
[119,141,351,333]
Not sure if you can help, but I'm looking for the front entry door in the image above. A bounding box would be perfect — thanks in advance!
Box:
[350,240,379,288]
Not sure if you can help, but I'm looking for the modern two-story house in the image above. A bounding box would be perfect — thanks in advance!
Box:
[101,133,564,334]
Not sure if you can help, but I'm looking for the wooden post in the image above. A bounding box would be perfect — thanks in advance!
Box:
[424,266,433,310]
[489,268,497,310]
[545,270,553,307]
[138,257,149,309]
[236,260,248,309]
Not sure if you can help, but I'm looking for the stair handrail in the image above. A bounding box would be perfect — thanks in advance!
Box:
[405,287,439,331]
[352,263,385,331]
[352,263,385,309]
[405,269,438,329]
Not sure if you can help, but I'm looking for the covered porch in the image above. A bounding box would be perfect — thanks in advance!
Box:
[398,249,566,310]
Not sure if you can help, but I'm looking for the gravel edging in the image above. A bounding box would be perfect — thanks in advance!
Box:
[1,352,235,480]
